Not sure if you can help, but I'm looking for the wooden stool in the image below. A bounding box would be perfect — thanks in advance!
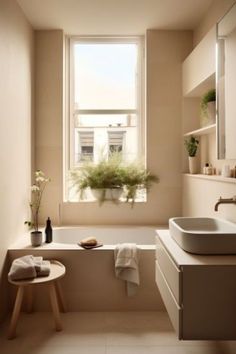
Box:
[8,260,66,339]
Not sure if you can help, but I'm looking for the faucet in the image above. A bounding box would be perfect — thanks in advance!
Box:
[214,196,236,211]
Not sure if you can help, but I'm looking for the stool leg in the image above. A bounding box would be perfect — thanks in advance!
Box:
[49,282,62,331]
[55,280,66,313]
[26,285,33,313]
[8,286,24,339]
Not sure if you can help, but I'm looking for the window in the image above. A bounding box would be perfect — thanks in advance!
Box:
[65,36,144,201]
[76,131,94,162]
[108,131,125,154]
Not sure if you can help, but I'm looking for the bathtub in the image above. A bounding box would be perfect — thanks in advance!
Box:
[8,226,165,311]
[51,226,155,248]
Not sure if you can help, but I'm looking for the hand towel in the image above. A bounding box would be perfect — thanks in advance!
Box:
[114,243,140,296]
[8,255,37,281]
[8,255,51,281]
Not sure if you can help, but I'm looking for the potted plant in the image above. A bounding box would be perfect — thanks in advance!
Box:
[200,89,216,127]
[184,136,199,174]
[70,153,158,206]
[25,170,50,246]
[122,163,159,206]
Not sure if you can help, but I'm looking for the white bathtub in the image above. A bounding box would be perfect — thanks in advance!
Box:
[8,226,165,311]
[52,226,155,248]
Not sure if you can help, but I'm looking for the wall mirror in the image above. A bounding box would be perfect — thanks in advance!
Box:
[217,3,236,159]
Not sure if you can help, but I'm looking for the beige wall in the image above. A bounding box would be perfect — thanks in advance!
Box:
[0,0,34,321]
[193,0,235,46]
[35,30,64,226]
[35,30,192,226]
[186,3,236,350]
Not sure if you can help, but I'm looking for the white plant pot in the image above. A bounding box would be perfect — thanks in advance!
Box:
[201,101,216,127]
[189,156,198,174]
[91,188,123,202]
[206,101,216,125]
[30,231,42,247]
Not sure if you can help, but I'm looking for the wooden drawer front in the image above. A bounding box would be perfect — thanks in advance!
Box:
[155,261,182,338]
[156,244,181,304]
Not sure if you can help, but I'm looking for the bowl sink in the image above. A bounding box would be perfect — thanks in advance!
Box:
[169,217,236,254]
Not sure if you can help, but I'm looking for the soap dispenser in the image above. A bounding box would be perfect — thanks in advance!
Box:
[45,217,53,243]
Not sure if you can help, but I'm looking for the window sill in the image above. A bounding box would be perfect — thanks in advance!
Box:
[64,197,147,204]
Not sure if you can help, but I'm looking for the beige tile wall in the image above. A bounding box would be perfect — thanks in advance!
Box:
[0,0,34,322]
[35,29,192,226]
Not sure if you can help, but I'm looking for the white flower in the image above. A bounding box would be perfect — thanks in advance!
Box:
[31,185,40,192]
[35,170,45,177]
[35,176,46,182]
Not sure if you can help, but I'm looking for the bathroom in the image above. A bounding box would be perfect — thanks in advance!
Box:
[1,0,236,353]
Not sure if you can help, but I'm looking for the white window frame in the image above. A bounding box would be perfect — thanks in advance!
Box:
[64,36,145,202]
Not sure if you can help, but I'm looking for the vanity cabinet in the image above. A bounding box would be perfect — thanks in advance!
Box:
[156,230,236,340]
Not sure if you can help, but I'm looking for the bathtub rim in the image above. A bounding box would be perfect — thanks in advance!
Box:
[8,225,168,251]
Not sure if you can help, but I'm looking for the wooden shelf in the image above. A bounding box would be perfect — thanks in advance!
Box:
[183,124,216,137]
[183,174,236,184]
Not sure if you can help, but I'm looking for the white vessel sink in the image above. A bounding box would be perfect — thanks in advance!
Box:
[169,217,236,254]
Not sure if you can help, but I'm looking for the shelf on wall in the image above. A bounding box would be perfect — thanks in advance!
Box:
[183,74,215,98]
[183,124,216,137]
[183,174,236,184]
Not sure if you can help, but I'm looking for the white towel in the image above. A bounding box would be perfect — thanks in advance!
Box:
[114,243,140,296]
[8,255,50,281]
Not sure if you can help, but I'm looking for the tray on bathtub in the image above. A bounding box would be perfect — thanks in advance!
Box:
[78,242,103,250]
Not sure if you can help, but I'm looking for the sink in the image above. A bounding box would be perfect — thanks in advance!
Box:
[169,217,236,254]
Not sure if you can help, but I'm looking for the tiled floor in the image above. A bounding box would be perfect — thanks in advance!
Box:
[0,311,228,354]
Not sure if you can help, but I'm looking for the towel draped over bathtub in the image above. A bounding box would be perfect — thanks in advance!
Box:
[114,243,140,296]
[8,255,51,281]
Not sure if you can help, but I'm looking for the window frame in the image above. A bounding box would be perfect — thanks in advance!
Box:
[64,36,145,202]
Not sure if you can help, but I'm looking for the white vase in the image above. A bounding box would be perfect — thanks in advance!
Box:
[188,156,198,174]
[30,231,42,247]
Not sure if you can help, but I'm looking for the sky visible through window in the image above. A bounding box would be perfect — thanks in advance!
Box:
[74,43,137,114]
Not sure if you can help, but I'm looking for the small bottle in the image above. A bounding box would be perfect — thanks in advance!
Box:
[234,166,236,178]
[45,217,53,243]
[203,163,209,175]
[206,163,213,175]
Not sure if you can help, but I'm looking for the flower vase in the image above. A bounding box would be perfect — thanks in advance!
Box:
[189,156,198,174]
[30,231,42,247]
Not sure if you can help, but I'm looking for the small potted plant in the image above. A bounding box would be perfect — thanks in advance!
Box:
[70,153,158,206]
[70,153,125,205]
[25,170,50,246]
[200,89,216,127]
[184,136,199,174]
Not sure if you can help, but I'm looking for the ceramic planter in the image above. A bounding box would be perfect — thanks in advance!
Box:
[91,188,123,202]
[188,156,198,174]
[206,101,216,125]
[30,231,42,247]
[201,101,216,127]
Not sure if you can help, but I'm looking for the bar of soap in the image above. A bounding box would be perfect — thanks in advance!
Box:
[80,237,97,246]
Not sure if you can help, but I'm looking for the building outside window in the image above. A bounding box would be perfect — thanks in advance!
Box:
[65,36,144,201]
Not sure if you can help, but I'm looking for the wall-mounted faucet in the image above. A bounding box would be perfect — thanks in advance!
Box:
[214,196,236,211]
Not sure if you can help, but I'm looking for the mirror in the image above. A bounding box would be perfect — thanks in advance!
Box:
[217,3,236,159]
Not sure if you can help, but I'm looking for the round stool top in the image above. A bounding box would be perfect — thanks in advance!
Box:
[8,260,66,286]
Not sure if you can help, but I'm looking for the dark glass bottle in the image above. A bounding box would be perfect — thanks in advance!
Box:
[45,217,53,243]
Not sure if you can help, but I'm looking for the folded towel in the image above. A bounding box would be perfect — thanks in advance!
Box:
[114,243,140,296]
[36,260,51,277]
[8,255,50,281]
